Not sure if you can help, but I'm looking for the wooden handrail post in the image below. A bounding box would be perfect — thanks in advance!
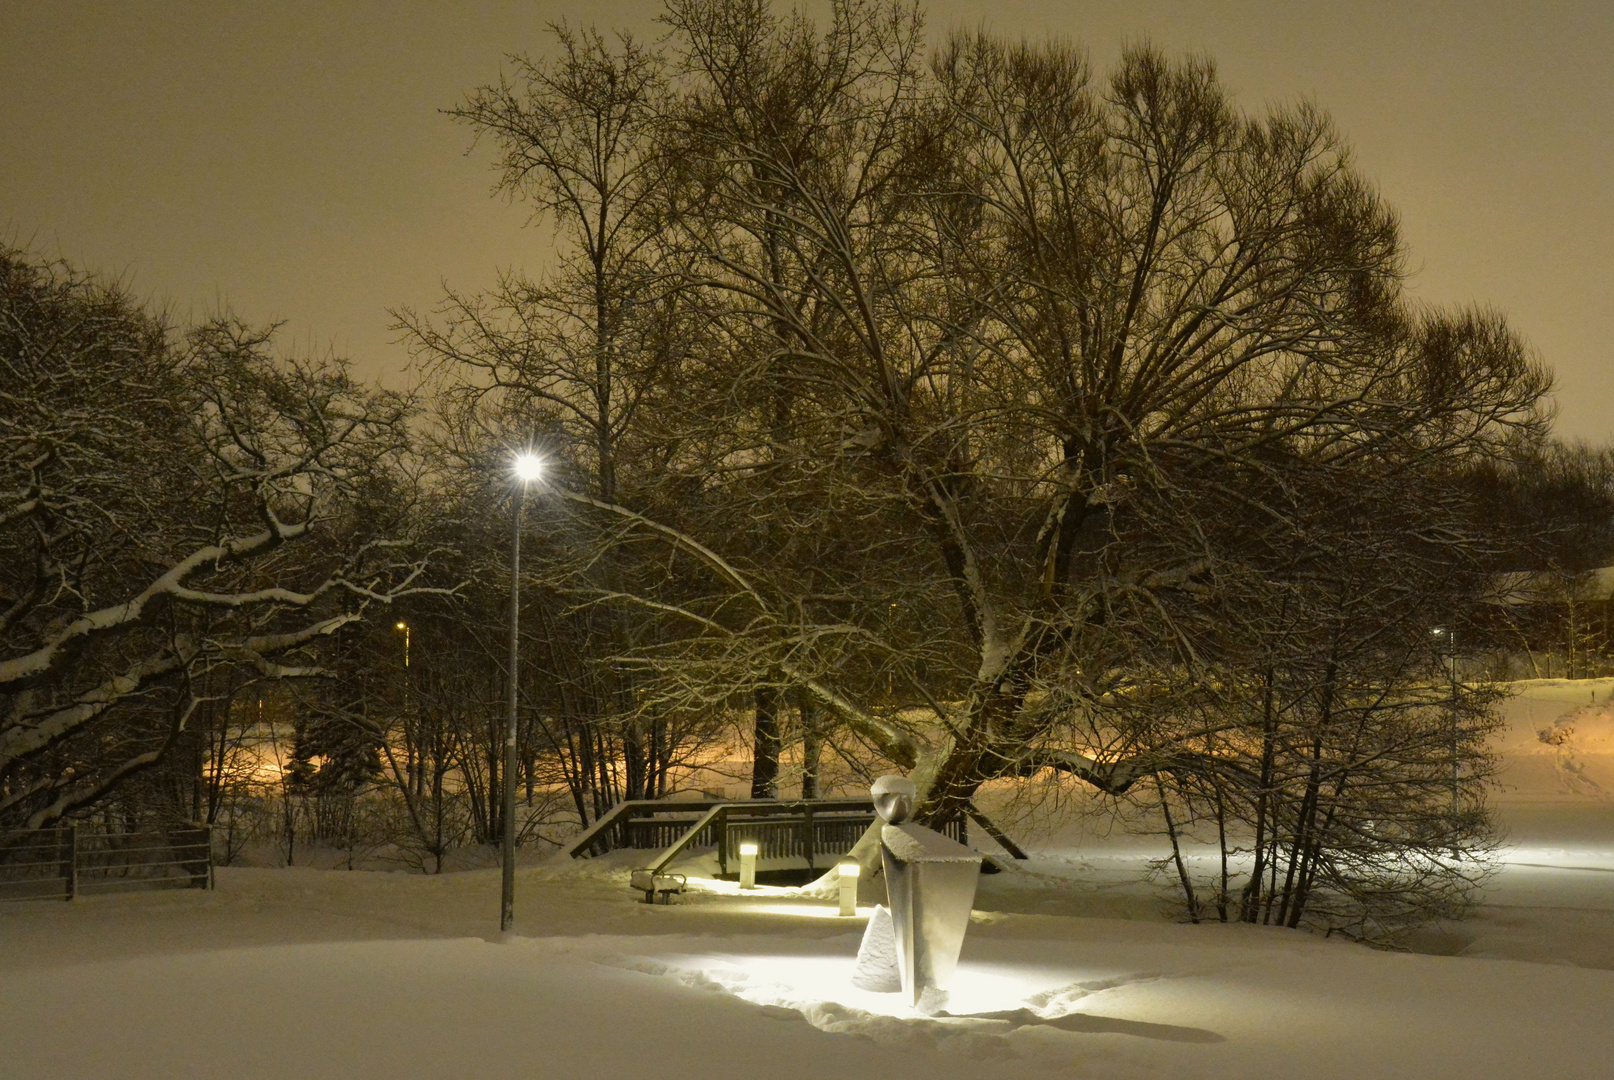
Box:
[802,803,815,871]
[717,806,730,877]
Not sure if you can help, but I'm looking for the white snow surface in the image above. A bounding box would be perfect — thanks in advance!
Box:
[4,680,1613,1079]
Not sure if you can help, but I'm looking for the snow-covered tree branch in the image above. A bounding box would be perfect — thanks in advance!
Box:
[0,249,447,829]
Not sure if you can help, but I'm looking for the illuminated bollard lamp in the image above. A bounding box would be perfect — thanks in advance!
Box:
[871,775,982,1008]
[837,858,860,916]
[738,840,759,889]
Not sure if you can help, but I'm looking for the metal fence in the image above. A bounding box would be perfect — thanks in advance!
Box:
[0,825,214,902]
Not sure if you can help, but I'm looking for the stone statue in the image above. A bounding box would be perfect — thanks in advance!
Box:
[863,775,982,1008]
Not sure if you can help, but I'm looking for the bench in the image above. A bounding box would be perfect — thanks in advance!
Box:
[630,869,686,904]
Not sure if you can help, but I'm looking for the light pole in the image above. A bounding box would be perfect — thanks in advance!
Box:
[396,621,412,799]
[503,452,543,933]
[1433,626,1459,817]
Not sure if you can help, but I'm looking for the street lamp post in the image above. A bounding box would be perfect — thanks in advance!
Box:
[396,621,411,799]
[503,452,543,934]
[1433,626,1459,817]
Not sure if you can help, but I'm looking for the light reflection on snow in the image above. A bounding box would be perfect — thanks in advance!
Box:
[1498,845,1614,871]
[652,952,1086,1021]
[679,875,873,919]
[682,875,798,897]
[740,902,876,920]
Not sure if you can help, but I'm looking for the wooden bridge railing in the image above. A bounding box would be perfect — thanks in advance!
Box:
[561,796,1011,876]
[561,798,889,860]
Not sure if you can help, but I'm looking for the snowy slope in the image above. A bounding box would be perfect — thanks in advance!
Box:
[3,680,1613,1080]
[1493,678,1614,804]
[3,861,1613,1080]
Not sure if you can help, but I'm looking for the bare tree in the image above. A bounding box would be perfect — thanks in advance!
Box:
[402,20,782,816]
[640,5,1547,821]
[431,3,1551,930]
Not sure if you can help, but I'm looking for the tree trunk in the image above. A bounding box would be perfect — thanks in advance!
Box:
[799,692,822,799]
[751,686,780,799]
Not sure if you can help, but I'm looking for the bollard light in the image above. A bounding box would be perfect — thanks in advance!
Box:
[837,858,861,916]
[739,841,759,889]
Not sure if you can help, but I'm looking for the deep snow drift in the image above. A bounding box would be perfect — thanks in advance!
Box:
[3,681,1612,1080]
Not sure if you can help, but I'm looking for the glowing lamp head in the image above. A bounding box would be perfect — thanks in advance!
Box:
[837,858,861,879]
[739,841,759,857]
[512,453,544,483]
[395,621,407,631]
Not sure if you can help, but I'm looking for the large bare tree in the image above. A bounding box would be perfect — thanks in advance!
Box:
[432,2,1550,931]
[630,2,1548,819]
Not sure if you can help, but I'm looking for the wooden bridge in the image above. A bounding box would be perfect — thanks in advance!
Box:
[561,796,1026,878]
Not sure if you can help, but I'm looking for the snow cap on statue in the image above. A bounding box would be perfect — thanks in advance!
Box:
[871,775,916,823]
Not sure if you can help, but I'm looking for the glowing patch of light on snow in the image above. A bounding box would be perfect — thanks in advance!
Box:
[666,953,1084,1019]
[743,902,875,920]
[1500,845,1614,871]
[679,876,874,918]
[681,876,799,897]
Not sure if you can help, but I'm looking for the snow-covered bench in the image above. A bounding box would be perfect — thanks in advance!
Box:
[630,869,686,904]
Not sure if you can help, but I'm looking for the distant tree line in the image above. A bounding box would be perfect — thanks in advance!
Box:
[1461,442,1614,679]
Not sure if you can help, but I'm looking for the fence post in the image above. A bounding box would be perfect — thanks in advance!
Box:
[59,825,77,901]
[184,824,211,890]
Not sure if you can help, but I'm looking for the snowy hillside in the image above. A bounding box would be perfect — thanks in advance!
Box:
[1493,678,1614,803]
[3,679,1612,1080]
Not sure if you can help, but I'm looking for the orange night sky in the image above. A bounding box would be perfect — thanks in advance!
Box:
[3,1,1610,442]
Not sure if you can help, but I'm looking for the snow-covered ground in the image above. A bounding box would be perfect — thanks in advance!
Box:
[4,681,1612,1079]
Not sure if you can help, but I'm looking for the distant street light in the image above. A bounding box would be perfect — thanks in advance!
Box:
[502,452,543,933]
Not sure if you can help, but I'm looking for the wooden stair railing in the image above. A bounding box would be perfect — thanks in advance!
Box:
[560,796,1031,870]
